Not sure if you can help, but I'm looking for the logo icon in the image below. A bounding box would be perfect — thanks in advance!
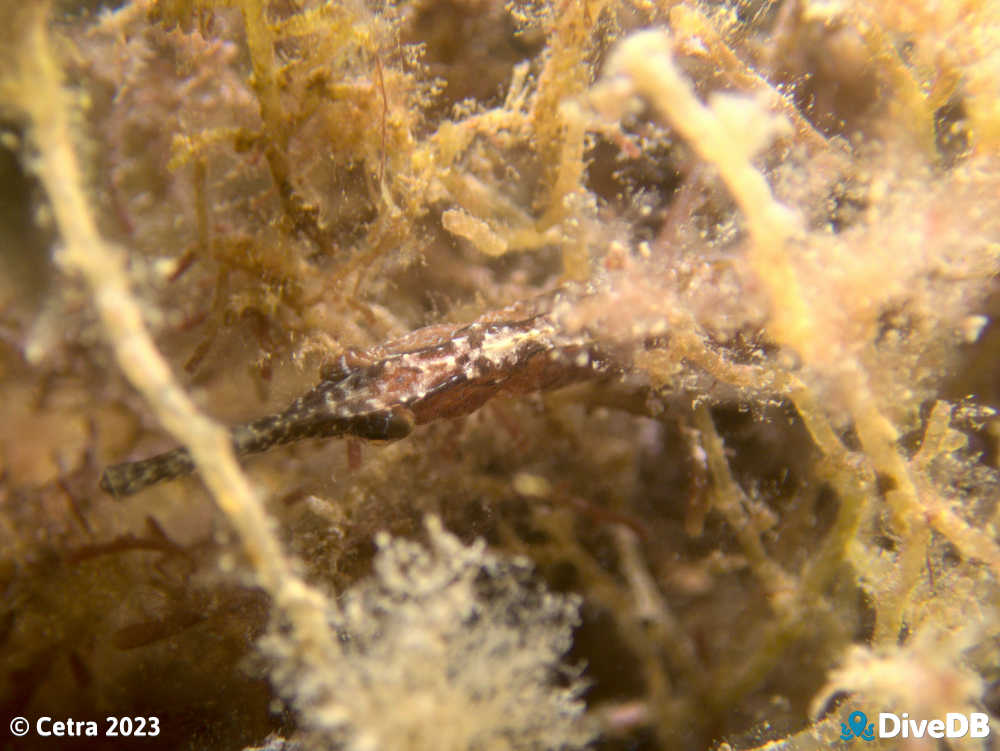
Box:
[841,711,876,741]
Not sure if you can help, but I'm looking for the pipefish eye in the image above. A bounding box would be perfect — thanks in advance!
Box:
[320,348,372,382]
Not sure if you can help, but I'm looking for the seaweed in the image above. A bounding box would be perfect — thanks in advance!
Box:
[1,0,999,749]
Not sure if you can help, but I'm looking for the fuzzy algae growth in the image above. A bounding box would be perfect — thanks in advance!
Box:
[1,1,1000,750]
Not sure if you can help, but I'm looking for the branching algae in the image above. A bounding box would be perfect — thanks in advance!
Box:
[1,1,999,750]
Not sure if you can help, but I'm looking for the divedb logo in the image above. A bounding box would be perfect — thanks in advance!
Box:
[840,710,991,741]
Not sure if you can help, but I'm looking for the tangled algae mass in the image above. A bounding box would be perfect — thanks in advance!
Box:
[1,0,1000,749]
